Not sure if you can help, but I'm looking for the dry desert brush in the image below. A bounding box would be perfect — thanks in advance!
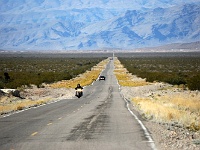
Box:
[0,56,104,89]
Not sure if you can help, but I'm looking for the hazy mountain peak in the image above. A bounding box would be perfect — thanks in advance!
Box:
[0,0,200,50]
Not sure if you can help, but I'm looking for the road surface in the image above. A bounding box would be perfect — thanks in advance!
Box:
[0,60,156,150]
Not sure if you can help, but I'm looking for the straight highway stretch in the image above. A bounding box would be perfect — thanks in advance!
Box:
[0,59,155,150]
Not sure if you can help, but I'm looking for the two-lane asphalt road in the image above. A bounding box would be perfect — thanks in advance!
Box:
[0,60,156,150]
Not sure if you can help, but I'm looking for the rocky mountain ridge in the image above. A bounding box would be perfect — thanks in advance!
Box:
[0,0,200,50]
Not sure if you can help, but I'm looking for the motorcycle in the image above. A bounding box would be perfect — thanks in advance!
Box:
[75,88,83,98]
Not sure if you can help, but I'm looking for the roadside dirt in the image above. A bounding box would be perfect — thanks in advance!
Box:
[120,83,200,150]
[19,86,75,101]
[0,85,75,115]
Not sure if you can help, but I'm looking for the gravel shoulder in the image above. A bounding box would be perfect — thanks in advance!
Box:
[120,82,200,150]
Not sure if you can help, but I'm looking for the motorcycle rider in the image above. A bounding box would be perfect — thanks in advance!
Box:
[75,84,83,97]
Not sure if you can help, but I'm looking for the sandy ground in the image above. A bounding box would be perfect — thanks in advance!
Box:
[20,86,75,101]
[0,86,75,102]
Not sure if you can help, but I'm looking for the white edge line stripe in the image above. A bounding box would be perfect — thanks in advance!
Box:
[1,98,73,118]
[117,83,157,150]
[125,98,157,150]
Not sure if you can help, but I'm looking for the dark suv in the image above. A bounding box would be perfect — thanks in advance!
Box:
[99,76,106,81]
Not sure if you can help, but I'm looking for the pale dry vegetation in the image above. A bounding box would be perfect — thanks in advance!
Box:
[114,57,200,131]
[132,94,200,131]
[0,97,50,113]
[50,58,109,88]
[114,58,149,86]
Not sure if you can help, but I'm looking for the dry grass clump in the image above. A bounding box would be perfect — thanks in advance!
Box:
[114,58,149,87]
[0,98,50,114]
[132,92,200,131]
[50,58,109,88]
[132,97,182,121]
[159,94,200,113]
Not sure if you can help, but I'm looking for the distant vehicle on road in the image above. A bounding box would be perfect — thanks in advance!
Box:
[99,76,106,81]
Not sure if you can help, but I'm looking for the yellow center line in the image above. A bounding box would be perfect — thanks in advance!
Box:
[58,117,62,120]
[31,132,38,136]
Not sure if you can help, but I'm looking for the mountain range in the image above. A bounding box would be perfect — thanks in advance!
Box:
[0,0,200,50]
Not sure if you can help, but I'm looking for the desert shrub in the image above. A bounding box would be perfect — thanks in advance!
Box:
[0,56,104,89]
[0,80,4,88]
[17,106,24,110]
[4,72,10,82]
[187,75,200,90]
[118,55,200,90]
[165,76,186,85]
